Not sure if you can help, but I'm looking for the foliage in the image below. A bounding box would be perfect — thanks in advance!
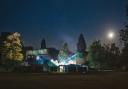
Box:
[41,38,46,49]
[58,43,70,62]
[120,25,128,46]
[104,43,120,68]
[119,25,128,69]
[0,32,23,62]
[88,40,120,69]
[119,6,128,70]
[77,33,86,52]
[88,40,105,69]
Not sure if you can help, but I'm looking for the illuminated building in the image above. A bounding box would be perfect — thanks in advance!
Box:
[25,48,88,73]
[25,34,88,73]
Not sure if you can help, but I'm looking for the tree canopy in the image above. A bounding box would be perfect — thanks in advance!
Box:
[0,32,23,62]
[77,33,86,52]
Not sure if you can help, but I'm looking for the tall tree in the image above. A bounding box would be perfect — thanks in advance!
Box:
[120,5,128,46]
[76,33,88,64]
[119,5,128,70]
[41,38,46,49]
[58,42,70,62]
[0,35,2,64]
[77,33,86,52]
[0,32,23,63]
[88,40,106,69]
[120,25,128,46]
[104,43,120,69]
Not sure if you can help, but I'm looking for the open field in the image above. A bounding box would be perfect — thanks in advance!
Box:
[0,72,128,89]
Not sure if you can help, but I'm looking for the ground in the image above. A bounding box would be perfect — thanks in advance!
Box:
[0,71,128,89]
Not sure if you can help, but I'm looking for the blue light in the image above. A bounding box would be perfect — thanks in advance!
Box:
[36,56,40,60]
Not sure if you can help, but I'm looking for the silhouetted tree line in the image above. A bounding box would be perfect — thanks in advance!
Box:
[119,5,128,71]
[88,41,120,70]
[88,6,128,71]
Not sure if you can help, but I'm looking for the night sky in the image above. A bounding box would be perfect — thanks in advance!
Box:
[0,0,128,51]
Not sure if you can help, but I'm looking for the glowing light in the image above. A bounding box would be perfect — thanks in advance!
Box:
[51,60,59,66]
[59,66,64,72]
[107,31,115,39]
[50,53,78,66]
[36,56,40,60]
[33,52,83,67]
[27,49,48,55]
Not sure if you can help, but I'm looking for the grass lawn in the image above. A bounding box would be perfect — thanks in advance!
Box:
[0,71,128,89]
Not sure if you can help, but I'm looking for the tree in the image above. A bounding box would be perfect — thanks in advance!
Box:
[58,42,70,62]
[120,25,128,46]
[88,40,120,69]
[120,5,128,46]
[119,5,128,70]
[104,43,120,69]
[77,33,86,52]
[41,38,46,49]
[76,33,88,64]
[0,35,2,64]
[88,40,106,69]
[0,32,23,63]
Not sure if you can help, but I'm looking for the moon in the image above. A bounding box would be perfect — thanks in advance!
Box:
[107,31,115,39]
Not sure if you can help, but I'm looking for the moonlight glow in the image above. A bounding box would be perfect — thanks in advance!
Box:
[107,31,115,39]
